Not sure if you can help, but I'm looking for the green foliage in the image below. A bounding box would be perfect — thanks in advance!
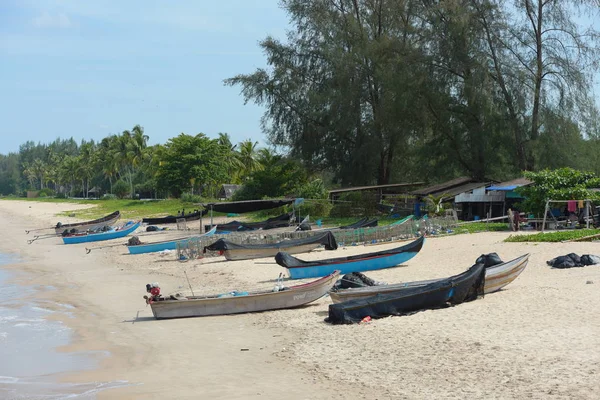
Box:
[113,180,130,199]
[101,193,117,200]
[295,179,328,200]
[454,222,510,234]
[38,188,56,197]
[424,193,448,216]
[233,157,308,200]
[505,229,600,243]
[180,193,203,203]
[156,133,229,197]
[516,168,600,216]
[298,200,332,218]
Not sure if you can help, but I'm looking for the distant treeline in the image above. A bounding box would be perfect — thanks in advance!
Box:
[0,127,323,201]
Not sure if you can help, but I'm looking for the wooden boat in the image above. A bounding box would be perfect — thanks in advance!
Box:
[62,221,141,244]
[203,231,338,261]
[326,264,486,324]
[329,253,530,303]
[127,226,218,255]
[55,211,121,235]
[142,209,207,225]
[144,270,340,319]
[275,236,425,279]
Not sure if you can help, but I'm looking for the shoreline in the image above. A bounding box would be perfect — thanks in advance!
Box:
[2,199,600,399]
[0,200,361,399]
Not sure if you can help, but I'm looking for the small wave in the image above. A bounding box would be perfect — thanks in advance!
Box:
[30,306,54,313]
[0,375,19,383]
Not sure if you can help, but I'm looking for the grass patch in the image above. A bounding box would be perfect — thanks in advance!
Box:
[454,222,511,234]
[504,229,600,242]
[0,197,217,220]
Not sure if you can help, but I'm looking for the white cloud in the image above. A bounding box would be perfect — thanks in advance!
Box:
[32,12,73,29]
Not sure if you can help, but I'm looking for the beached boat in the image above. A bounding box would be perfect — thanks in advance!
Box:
[62,221,141,244]
[203,231,338,261]
[329,253,530,303]
[54,211,121,235]
[275,236,425,279]
[144,270,340,319]
[127,226,218,255]
[326,263,486,324]
[142,209,207,225]
[206,213,293,233]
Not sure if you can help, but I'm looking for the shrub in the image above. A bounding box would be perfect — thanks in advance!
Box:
[101,193,117,200]
[55,192,68,199]
[38,188,56,197]
[113,180,130,199]
[297,199,333,218]
[180,192,203,203]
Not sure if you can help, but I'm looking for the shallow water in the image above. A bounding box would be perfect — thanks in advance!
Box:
[0,253,129,399]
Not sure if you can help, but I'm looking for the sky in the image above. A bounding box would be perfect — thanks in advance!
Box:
[0,0,289,154]
[0,1,598,155]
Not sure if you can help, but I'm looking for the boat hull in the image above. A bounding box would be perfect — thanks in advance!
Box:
[327,264,486,324]
[54,211,120,235]
[149,271,339,319]
[287,251,420,279]
[62,221,141,244]
[329,254,529,303]
[224,243,321,261]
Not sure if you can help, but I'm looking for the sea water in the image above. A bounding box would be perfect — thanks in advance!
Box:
[0,253,129,399]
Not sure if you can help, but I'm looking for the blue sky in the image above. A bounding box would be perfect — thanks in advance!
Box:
[0,1,598,154]
[0,0,289,153]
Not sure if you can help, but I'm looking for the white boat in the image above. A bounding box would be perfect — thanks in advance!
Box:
[329,254,530,303]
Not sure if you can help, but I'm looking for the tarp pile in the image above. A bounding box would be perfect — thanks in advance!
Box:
[547,253,600,269]
[475,253,504,268]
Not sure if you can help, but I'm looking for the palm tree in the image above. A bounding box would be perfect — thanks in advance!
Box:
[235,140,263,182]
[123,125,148,197]
[217,133,242,183]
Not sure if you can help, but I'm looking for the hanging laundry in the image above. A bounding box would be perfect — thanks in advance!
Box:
[567,200,577,212]
[578,200,584,209]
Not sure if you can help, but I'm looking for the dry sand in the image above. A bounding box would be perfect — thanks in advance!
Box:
[1,200,599,399]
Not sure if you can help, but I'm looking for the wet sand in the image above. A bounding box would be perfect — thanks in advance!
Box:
[1,200,599,399]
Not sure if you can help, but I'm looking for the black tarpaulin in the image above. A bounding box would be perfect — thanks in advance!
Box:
[326,263,485,324]
[338,217,379,229]
[203,199,295,214]
[142,209,207,225]
[205,213,292,233]
[275,236,425,269]
[204,231,338,253]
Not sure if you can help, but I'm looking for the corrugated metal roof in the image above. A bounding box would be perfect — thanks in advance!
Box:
[412,177,478,196]
[328,182,424,194]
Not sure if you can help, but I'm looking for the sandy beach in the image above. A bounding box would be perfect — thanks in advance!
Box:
[1,200,600,399]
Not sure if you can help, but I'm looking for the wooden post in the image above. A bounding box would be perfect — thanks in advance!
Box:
[210,205,213,229]
[541,200,550,232]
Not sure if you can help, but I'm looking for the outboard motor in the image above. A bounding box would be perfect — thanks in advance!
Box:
[145,282,161,297]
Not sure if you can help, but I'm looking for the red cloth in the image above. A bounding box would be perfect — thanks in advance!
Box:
[567,200,577,212]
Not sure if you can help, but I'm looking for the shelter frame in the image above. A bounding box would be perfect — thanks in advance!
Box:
[541,199,593,232]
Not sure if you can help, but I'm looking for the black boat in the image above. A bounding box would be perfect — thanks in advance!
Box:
[206,213,293,233]
[326,263,486,324]
[338,217,378,229]
[142,209,207,225]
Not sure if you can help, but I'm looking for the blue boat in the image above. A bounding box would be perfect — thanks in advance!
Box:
[128,226,218,255]
[62,221,141,244]
[275,236,425,279]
